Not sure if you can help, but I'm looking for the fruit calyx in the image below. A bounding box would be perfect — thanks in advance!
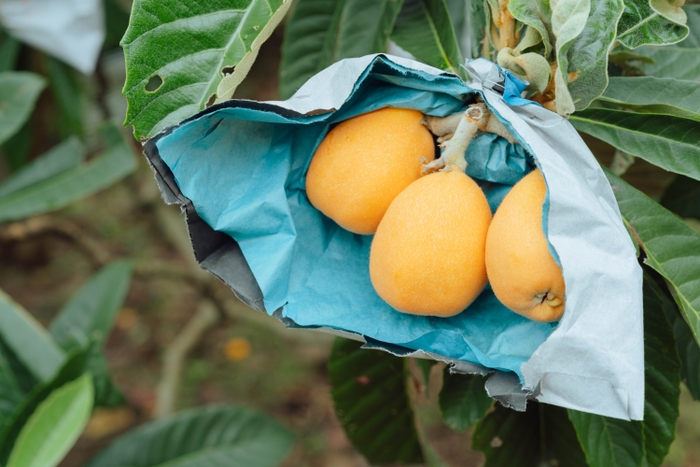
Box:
[534,291,562,307]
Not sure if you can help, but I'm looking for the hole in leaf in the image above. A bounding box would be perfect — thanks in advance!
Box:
[221,65,235,76]
[205,93,217,107]
[145,74,163,93]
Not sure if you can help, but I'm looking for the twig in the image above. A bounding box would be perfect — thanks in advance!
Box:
[0,215,110,267]
[155,298,219,418]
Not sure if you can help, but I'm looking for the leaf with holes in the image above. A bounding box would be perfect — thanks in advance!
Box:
[278,0,405,100]
[391,0,465,77]
[439,370,491,432]
[599,77,700,121]
[0,72,46,146]
[604,169,700,348]
[616,0,688,49]
[86,405,293,467]
[122,0,293,139]
[472,401,588,467]
[571,108,700,181]
[328,338,424,466]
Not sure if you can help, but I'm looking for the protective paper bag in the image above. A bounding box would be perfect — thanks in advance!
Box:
[0,0,105,74]
[143,54,643,421]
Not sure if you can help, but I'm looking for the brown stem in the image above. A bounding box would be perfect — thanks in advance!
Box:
[0,216,110,267]
[497,0,518,50]
[531,62,558,112]
[155,298,219,418]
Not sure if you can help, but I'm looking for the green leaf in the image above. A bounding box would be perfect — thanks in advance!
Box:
[472,401,588,467]
[568,410,643,467]
[1,119,33,172]
[445,0,466,51]
[0,342,28,426]
[0,348,90,465]
[509,0,553,57]
[550,0,590,115]
[678,4,700,48]
[104,0,132,50]
[0,337,37,396]
[616,0,688,49]
[46,56,84,136]
[0,71,46,146]
[604,169,700,348]
[571,108,700,181]
[665,297,700,400]
[85,345,125,408]
[0,124,136,222]
[640,274,681,467]
[638,45,700,80]
[0,31,20,72]
[278,0,405,100]
[391,0,465,77]
[661,174,700,221]
[598,76,700,121]
[122,0,293,140]
[565,0,625,111]
[438,370,491,432]
[569,274,681,467]
[49,261,132,407]
[86,404,294,467]
[0,136,85,199]
[50,261,133,351]
[0,290,65,383]
[328,338,424,465]
[464,0,488,59]
[6,374,93,467]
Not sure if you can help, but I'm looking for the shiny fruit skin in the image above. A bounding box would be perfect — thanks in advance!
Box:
[485,169,565,322]
[369,168,492,317]
[305,108,435,235]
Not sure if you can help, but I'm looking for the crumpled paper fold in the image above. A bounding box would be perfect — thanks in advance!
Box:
[143,54,643,421]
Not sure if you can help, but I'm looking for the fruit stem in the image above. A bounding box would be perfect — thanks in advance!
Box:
[422,103,516,174]
[423,103,486,174]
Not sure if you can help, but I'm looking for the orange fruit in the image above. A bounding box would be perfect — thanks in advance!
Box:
[485,169,565,322]
[305,108,435,234]
[369,168,492,316]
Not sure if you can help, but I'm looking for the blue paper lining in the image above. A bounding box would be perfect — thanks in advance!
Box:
[155,56,555,378]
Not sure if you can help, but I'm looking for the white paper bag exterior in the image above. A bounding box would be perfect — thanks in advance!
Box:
[0,0,105,74]
[269,54,644,420]
[465,60,644,420]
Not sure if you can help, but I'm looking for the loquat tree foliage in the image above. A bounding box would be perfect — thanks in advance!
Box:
[116,0,700,465]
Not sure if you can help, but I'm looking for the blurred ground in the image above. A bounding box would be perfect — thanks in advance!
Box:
[1,21,699,467]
